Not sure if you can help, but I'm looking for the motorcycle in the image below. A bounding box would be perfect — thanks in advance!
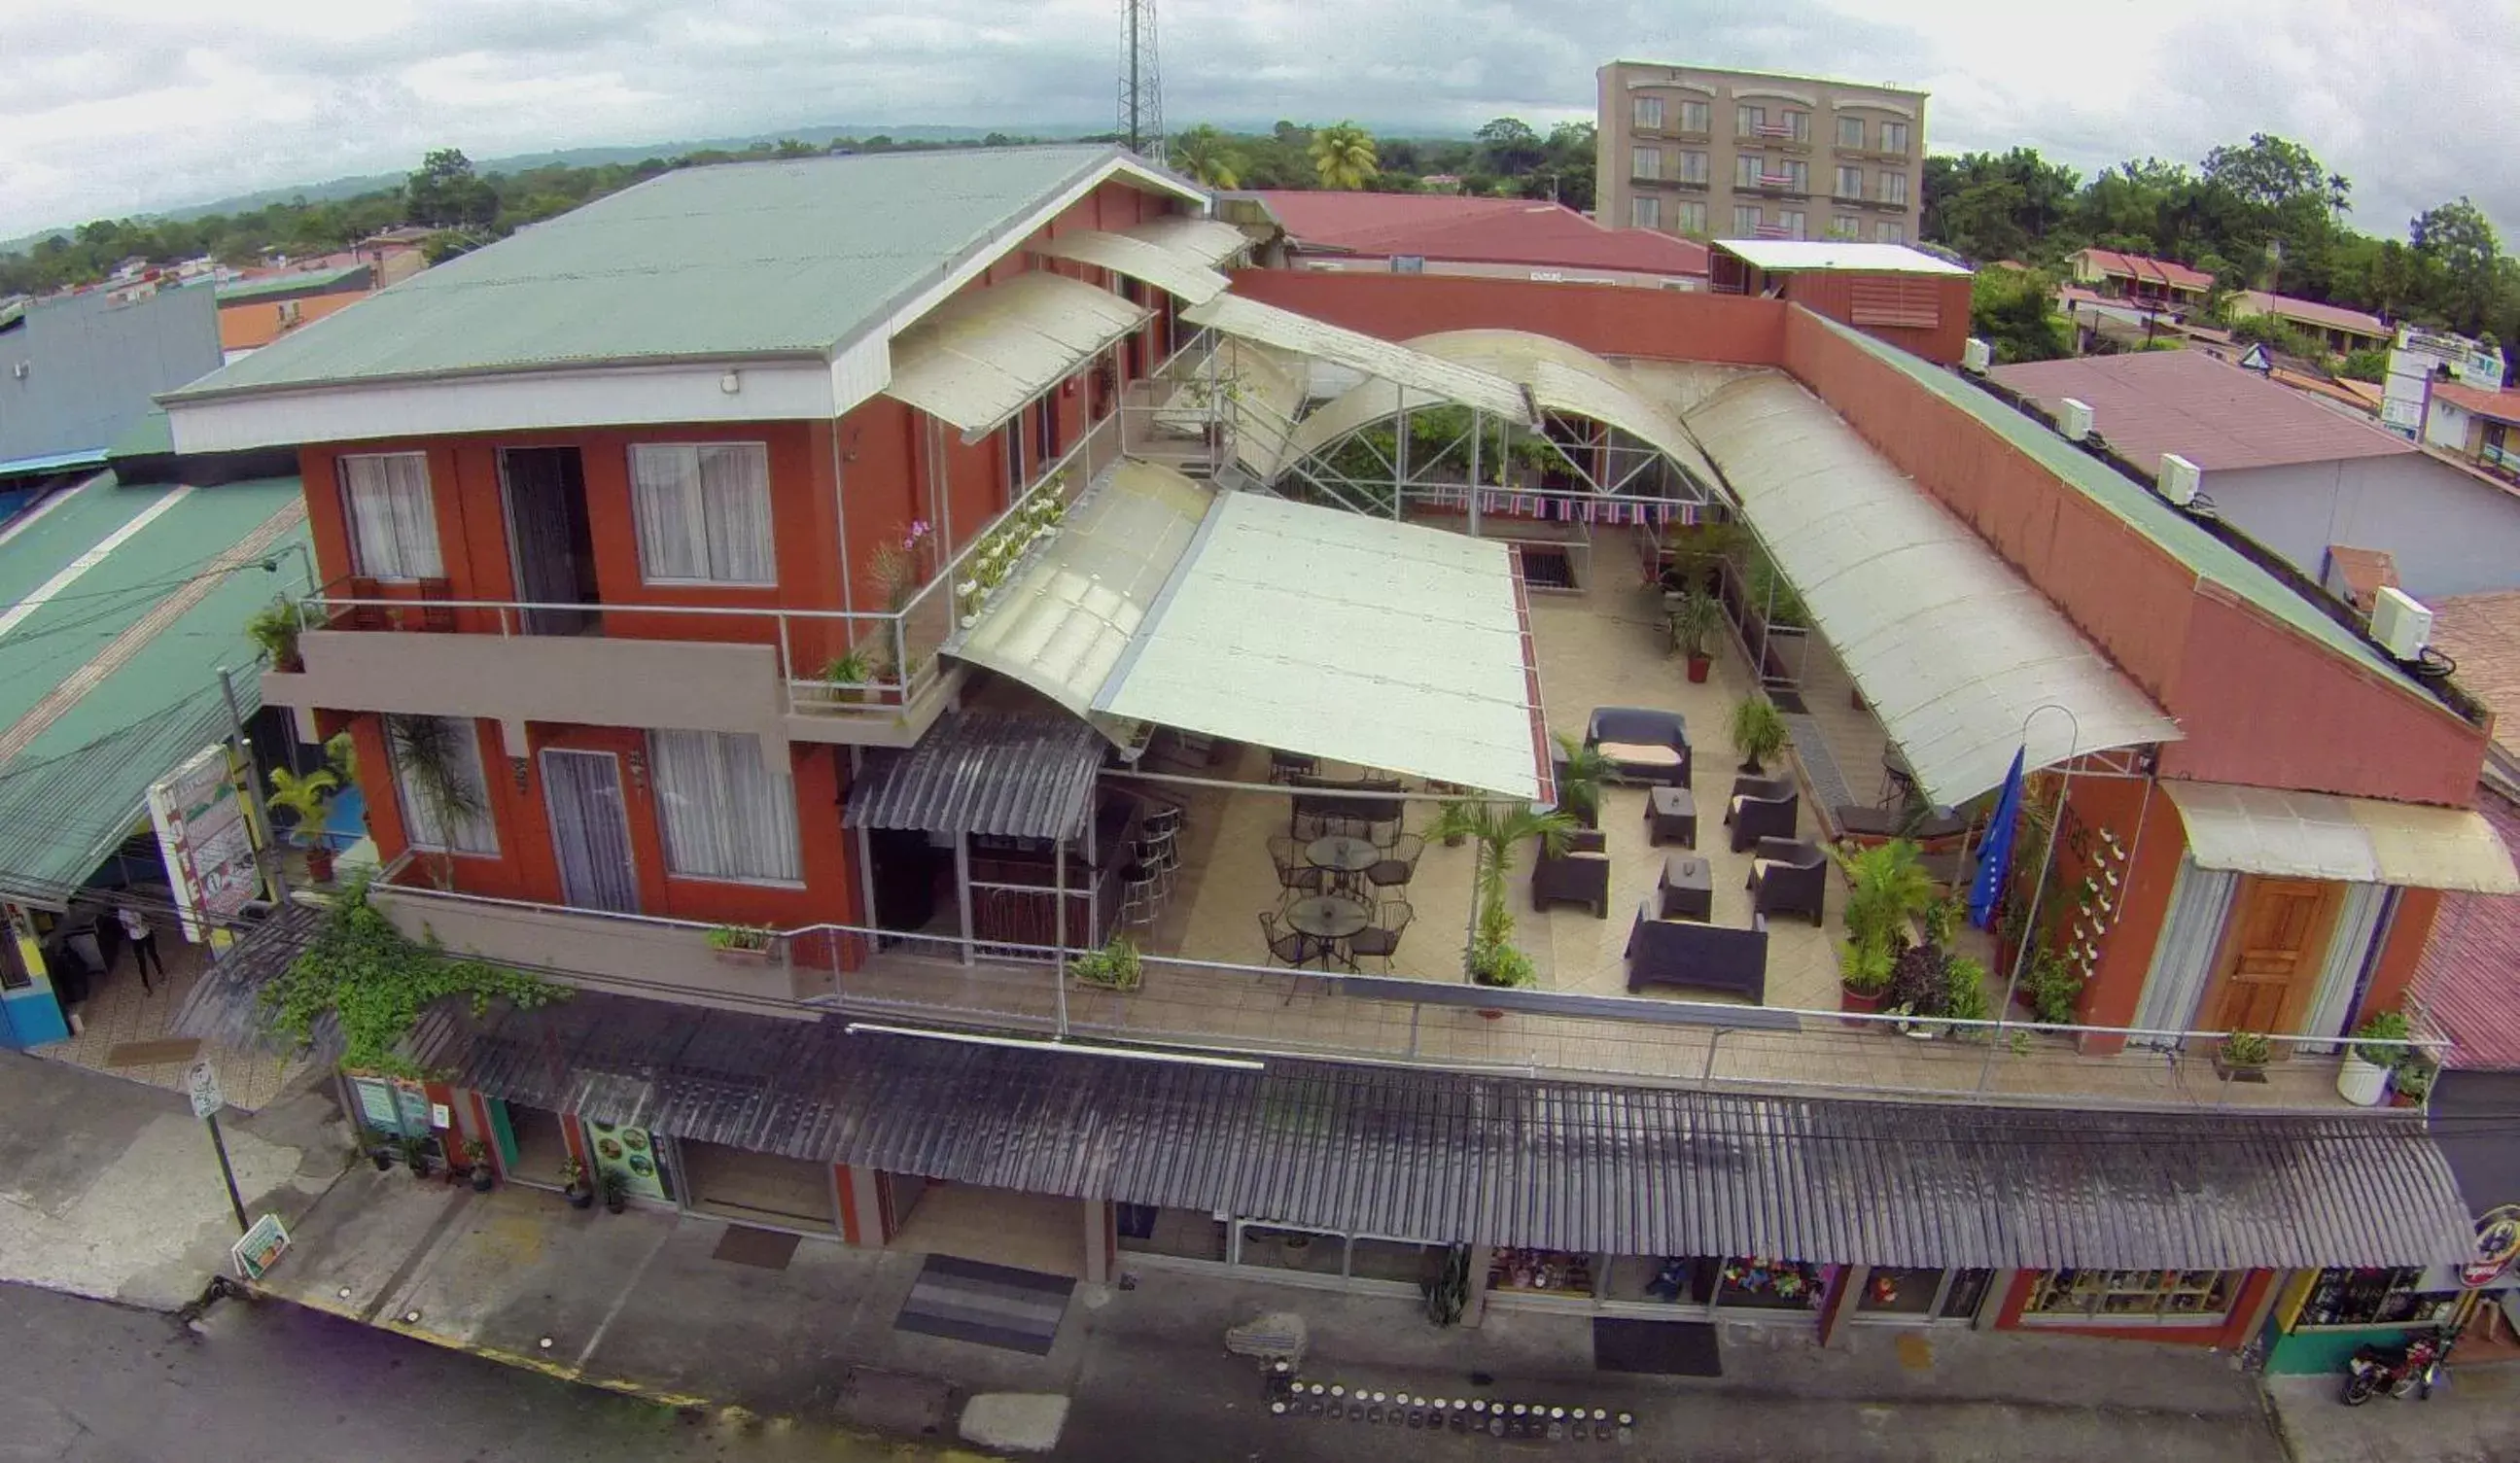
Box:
[2341,1327,2452,1405]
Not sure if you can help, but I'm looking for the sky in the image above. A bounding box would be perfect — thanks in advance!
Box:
[1,0,2512,242]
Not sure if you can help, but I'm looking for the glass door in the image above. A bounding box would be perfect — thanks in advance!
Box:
[541,749,639,914]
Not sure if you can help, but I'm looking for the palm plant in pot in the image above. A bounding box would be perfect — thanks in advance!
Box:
[463,1138,496,1193]
[2338,1010,2407,1106]
[1829,839,1935,1019]
[1431,801,1574,1009]
[561,1158,594,1209]
[265,766,340,884]
[1551,734,1611,829]
[388,714,488,889]
[1730,696,1789,776]
[245,599,306,672]
[1666,587,1723,684]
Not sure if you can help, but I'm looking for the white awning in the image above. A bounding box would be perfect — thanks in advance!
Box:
[1674,371,2182,806]
[885,272,1151,435]
[1031,229,1229,304]
[2162,782,2520,894]
[948,460,1212,716]
[1122,216,1251,267]
[1096,491,1548,798]
[1182,295,1534,426]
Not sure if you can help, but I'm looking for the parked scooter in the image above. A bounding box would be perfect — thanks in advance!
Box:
[2341,1327,2453,1405]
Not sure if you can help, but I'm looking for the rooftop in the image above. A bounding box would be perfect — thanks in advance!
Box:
[2073,249,2213,292]
[166,146,1196,401]
[1602,59,1930,98]
[2235,290,2388,339]
[2408,788,2520,1069]
[2432,589,2520,764]
[2432,380,2520,428]
[1991,348,2414,473]
[1245,191,1709,276]
[212,261,372,305]
[1713,240,1970,276]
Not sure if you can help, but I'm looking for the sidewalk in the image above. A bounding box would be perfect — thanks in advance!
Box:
[0,1051,346,1309]
[2264,1368,2520,1463]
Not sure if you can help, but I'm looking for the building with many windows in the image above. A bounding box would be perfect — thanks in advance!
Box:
[1596,61,1926,244]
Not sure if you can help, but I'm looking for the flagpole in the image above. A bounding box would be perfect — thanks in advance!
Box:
[1978,704,2079,1093]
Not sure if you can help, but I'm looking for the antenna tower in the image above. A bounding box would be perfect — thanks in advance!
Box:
[1119,0,1166,165]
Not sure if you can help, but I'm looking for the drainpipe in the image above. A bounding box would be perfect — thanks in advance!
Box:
[955,833,974,968]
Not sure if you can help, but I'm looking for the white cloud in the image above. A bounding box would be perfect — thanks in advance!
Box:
[0,0,2509,242]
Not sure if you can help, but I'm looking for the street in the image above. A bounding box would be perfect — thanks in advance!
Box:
[0,1282,932,1462]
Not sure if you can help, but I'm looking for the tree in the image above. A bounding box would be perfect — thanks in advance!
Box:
[1921,148,2079,263]
[402,148,498,230]
[1171,124,1243,189]
[2412,197,2503,336]
[1309,122,1380,191]
[1474,117,1546,178]
[1972,266,2073,363]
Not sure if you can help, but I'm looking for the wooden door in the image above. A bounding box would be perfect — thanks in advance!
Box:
[2206,877,2338,1044]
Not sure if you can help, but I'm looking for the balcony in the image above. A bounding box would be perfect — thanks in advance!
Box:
[1748,176,1810,199]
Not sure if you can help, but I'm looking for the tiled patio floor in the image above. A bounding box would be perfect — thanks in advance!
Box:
[38,935,305,1112]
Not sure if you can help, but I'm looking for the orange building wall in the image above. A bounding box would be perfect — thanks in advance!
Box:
[1224,268,1789,364]
[1776,271,1973,365]
[218,291,368,352]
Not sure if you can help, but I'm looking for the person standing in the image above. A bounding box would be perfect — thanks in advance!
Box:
[118,906,162,993]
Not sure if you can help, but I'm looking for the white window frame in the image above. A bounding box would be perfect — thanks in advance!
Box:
[1881,171,1909,205]
[1783,110,1808,141]
[1735,103,1765,136]
[1630,195,1661,230]
[1677,200,1708,235]
[1678,99,1710,134]
[388,714,498,855]
[647,730,803,886]
[1678,150,1709,185]
[1882,122,1910,155]
[1837,116,1865,149]
[1735,153,1763,188]
[1876,222,1907,245]
[1833,215,1861,240]
[339,452,443,582]
[1732,205,1763,236]
[1778,210,1806,239]
[628,441,777,588]
[1632,95,1663,130]
[1837,164,1865,200]
[1784,159,1808,192]
[1630,145,1662,181]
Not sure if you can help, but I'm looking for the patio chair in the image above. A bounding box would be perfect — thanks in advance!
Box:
[1584,706,1692,788]
[1745,837,1828,926]
[1530,828,1612,919]
[1347,901,1414,974]
[1725,776,1800,853]
[1366,833,1425,892]
[1268,835,1324,895]
[1258,910,1309,967]
[1270,749,1318,784]
[1119,865,1164,928]
[1833,800,1966,848]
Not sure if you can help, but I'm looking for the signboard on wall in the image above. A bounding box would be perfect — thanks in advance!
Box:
[148,743,263,944]
[2465,1204,2520,1289]
[585,1120,669,1202]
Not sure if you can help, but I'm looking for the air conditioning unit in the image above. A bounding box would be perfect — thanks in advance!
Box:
[1962,337,1992,373]
[2057,398,2094,441]
[2157,452,2201,505]
[2370,585,2434,661]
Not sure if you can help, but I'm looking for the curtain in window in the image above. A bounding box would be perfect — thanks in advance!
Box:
[629,443,775,584]
[390,715,497,854]
[541,749,640,914]
[2130,858,2239,1043]
[341,454,443,579]
[648,730,801,883]
[2299,883,2389,1053]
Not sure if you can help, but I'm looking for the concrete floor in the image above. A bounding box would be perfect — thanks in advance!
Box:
[39,933,305,1111]
[892,1182,1088,1279]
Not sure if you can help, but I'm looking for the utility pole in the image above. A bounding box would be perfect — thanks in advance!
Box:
[1120,0,1165,166]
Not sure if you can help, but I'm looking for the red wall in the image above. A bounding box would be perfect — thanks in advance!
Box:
[1994,1270,2273,1349]
[1778,271,1973,365]
[1225,268,1790,364]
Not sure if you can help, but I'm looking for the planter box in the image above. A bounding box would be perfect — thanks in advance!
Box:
[2212,1055,2270,1084]
[711,943,778,966]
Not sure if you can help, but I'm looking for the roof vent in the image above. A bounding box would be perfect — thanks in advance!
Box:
[2157,453,2200,506]
[2057,398,2094,442]
[1962,337,1992,373]
[2370,585,2433,661]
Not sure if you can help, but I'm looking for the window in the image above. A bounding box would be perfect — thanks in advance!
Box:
[388,715,496,854]
[1881,171,1908,205]
[2296,1268,2463,1329]
[1630,145,1662,181]
[628,443,774,585]
[1630,195,1661,230]
[1837,115,1865,149]
[1734,103,1765,136]
[1676,200,1708,235]
[1677,99,1711,133]
[339,453,443,581]
[2024,1270,2238,1323]
[1781,110,1809,141]
[1832,215,1861,240]
[1881,122,1910,155]
[1836,164,1865,199]
[1777,210,1805,239]
[1732,205,1763,236]
[648,730,802,884]
[1677,150,1709,184]
[1389,255,1424,274]
[1632,95,1663,130]
[1875,221,1907,245]
[1782,159,1808,192]
[1735,153,1763,188]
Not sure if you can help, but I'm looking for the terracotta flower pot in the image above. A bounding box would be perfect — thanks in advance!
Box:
[1686,653,1711,684]
[1839,982,1886,1029]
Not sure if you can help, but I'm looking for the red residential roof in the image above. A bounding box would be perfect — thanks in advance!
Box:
[2433,591,2520,765]
[2076,248,2213,293]
[2409,787,2520,1069]
[1247,192,1709,277]
[2236,291,2387,340]
[2323,545,2398,611]
[1990,348,2415,472]
[2433,381,2520,428]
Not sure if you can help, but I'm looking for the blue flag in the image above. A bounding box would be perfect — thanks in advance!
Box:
[1968,748,2027,931]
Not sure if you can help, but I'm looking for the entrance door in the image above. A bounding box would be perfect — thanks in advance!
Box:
[499,447,600,636]
[2208,877,2338,1041]
[541,749,639,914]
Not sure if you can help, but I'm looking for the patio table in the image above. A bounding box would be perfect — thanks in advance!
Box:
[1306,834,1382,897]
[1284,894,1370,967]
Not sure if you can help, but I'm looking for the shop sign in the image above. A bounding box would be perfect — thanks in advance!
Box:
[148,743,262,944]
[586,1120,668,1201]
[231,1213,290,1280]
[2462,1204,2520,1289]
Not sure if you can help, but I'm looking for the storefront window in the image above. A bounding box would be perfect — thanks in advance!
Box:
[1857,1266,1942,1315]
[2298,1267,2462,1328]
[1349,1237,1442,1285]
[1116,1204,1227,1261]
[1489,1247,1596,1298]
[1238,1223,1344,1275]
[2025,1269,2236,1322]
[1717,1256,1824,1309]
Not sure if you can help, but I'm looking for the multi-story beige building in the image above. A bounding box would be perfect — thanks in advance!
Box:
[1595,61,1928,246]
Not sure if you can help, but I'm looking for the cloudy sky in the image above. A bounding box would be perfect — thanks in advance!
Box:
[1,0,2510,241]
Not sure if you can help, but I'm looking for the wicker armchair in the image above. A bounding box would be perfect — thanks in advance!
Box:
[1529,829,1612,919]
[1725,776,1800,852]
[1745,837,1828,925]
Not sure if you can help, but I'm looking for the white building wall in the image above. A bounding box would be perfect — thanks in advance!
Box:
[2202,454,2520,600]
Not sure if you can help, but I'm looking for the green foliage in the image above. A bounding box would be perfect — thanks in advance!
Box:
[403,148,499,230]
[1423,1243,1473,1326]
[821,647,871,685]
[1831,839,1937,951]
[323,730,358,783]
[1743,547,1808,629]
[260,878,566,1077]
[1172,124,1243,189]
[1972,266,2073,364]
[2392,1049,2436,1100]
[703,923,774,953]
[2025,946,2083,1026]
[265,767,337,840]
[387,714,486,834]
[2338,348,2389,383]
[245,601,303,668]
[2349,1009,2412,1067]
[1666,586,1723,659]
[1432,800,1573,986]
[1068,934,1144,992]
[2229,311,2328,359]
[1729,696,1789,768]
[1552,733,1612,823]
[1837,935,1895,994]
[1942,956,1993,1027]
[2219,1029,2272,1067]
[1309,122,1380,191]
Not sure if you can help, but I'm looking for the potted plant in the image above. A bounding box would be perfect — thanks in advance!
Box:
[2391,1050,2437,1107]
[401,1134,434,1179]
[246,600,306,672]
[367,1135,398,1171]
[1667,587,1722,683]
[1838,936,1895,1021]
[1829,839,1934,1020]
[1942,955,1993,1039]
[705,923,777,962]
[561,1158,594,1209]
[2215,1029,2272,1083]
[1431,804,1570,1014]
[1068,935,1143,991]
[601,1170,629,1215]
[2023,947,2083,1026]
[821,648,873,704]
[1729,696,1789,775]
[2338,1010,2407,1106]
[1885,940,1950,1036]
[1552,734,1611,829]
[265,765,340,883]
[388,714,489,890]
[462,1138,496,1193]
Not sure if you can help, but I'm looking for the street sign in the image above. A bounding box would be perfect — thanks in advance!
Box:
[186,1060,225,1120]
[231,1213,291,1281]
[2464,1203,2520,1289]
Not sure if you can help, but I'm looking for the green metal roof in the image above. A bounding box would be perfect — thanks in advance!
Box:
[1827,319,2412,687]
[0,474,309,901]
[212,262,370,304]
[106,406,174,461]
[168,146,1175,400]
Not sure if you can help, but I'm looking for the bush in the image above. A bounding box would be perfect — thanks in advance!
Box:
[2350,1010,2411,1067]
[2026,948,2082,1026]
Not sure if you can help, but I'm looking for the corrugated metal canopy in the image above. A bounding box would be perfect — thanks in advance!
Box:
[1674,372,2181,806]
[1182,294,1534,426]
[885,271,1152,435]
[845,711,1105,839]
[415,991,2477,1270]
[1121,216,1250,266]
[949,460,1212,717]
[1031,229,1229,304]
[1095,492,1548,799]
[2163,781,2520,894]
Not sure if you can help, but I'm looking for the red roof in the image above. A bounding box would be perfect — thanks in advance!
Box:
[2076,248,2214,293]
[1248,192,1709,277]
[1990,349,2415,472]
[2432,381,2520,428]
[2409,787,2520,1069]
[2236,291,2387,340]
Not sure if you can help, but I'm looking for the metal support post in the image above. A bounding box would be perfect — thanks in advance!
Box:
[1979,705,2081,1092]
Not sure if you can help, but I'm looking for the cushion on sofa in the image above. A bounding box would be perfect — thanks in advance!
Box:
[1595,741,1682,768]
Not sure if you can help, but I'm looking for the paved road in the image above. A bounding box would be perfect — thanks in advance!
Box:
[0,1282,938,1462]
